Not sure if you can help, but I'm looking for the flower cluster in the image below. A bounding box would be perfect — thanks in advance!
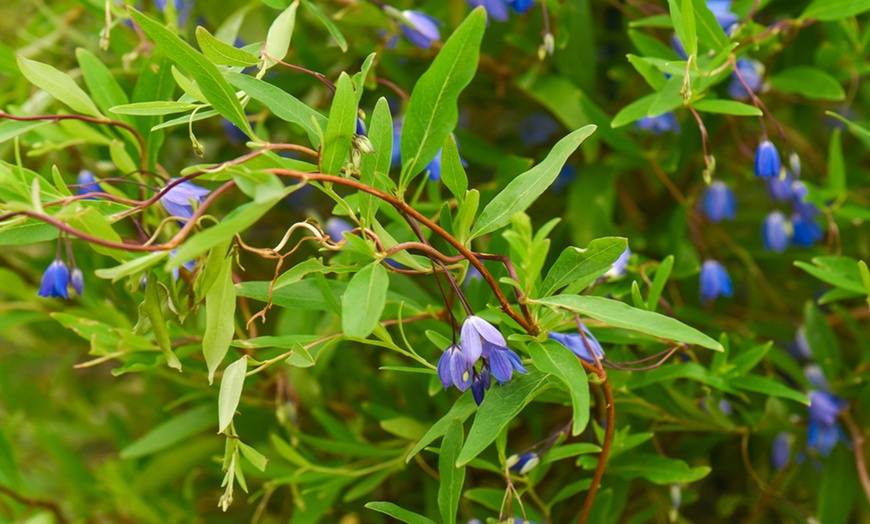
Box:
[437,316,527,405]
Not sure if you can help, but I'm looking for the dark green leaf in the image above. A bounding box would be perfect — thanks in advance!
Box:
[341,262,389,339]
[769,67,845,101]
[540,237,628,297]
[530,341,590,435]
[321,72,358,176]
[438,418,465,524]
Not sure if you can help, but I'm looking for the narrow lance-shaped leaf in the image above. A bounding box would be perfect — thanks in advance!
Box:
[320,72,357,176]
[400,8,486,189]
[530,341,590,435]
[359,97,393,226]
[195,26,260,67]
[218,355,248,433]
[143,274,182,370]
[17,56,103,118]
[341,262,389,339]
[301,0,348,52]
[438,419,466,524]
[204,255,237,384]
[471,125,597,239]
[263,0,299,67]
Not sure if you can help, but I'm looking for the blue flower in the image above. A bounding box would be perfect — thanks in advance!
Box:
[791,181,821,220]
[325,218,354,243]
[604,247,631,280]
[707,0,738,30]
[519,112,560,147]
[791,213,823,248]
[549,324,605,364]
[771,432,791,470]
[701,181,737,223]
[471,365,491,405]
[400,11,441,50]
[467,0,510,22]
[762,211,790,252]
[728,58,764,100]
[508,451,540,474]
[754,140,781,179]
[804,364,829,390]
[699,260,732,302]
[169,249,196,281]
[38,259,70,299]
[765,170,794,202]
[635,112,680,135]
[509,0,536,14]
[808,390,847,426]
[487,345,528,384]
[77,170,102,199]
[807,420,847,457]
[460,316,507,364]
[159,179,210,222]
[155,0,194,26]
[70,268,84,296]
[437,344,473,391]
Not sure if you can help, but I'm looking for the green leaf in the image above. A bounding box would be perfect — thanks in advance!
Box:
[400,8,486,187]
[440,135,468,202]
[530,341,590,435]
[120,406,212,459]
[407,394,477,462]
[76,48,132,125]
[0,120,49,145]
[320,72,358,176]
[795,258,865,294]
[769,67,845,101]
[301,0,348,52]
[648,75,684,117]
[129,8,253,139]
[540,237,628,297]
[110,101,202,116]
[456,372,558,466]
[17,55,102,118]
[627,54,666,90]
[804,301,842,380]
[819,446,858,524]
[359,98,393,225]
[218,355,248,433]
[341,262,389,339]
[144,275,182,370]
[611,93,656,128]
[828,129,846,196]
[195,26,259,67]
[608,453,710,484]
[825,112,870,150]
[730,376,810,405]
[647,255,673,311]
[471,125,597,238]
[364,502,437,524]
[204,255,236,384]
[438,419,465,524]
[667,0,696,58]
[532,295,723,351]
[171,65,207,103]
[693,99,762,116]
[801,0,870,21]
[94,251,169,282]
[238,441,269,472]
[690,0,729,51]
[263,0,299,67]
[227,73,327,147]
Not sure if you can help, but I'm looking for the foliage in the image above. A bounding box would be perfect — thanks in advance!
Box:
[1,0,869,522]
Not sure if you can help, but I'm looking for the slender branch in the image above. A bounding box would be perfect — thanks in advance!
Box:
[0,485,68,524]
[841,410,870,506]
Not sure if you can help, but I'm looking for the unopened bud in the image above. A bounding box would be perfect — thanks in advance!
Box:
[353,134,375,155]
[789,151,801,177]
[544,32,554,56]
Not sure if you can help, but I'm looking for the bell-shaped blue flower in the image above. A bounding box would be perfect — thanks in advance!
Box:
[701,181,737,223]
[325,218,354,243]
[707,0,738,30]
[466,0,510,22]
[509,0,536,14]
[808,390,847,426]
[791,213,823,248]
[508,452,540,474]
[807,420,847,457]
[699,260,732,302]
[460,315,507,364]
[77,170,102,199]
[754,140,781,179]
[762,211,790,252]
[160,179,210,222]
[437,344,472,391]
[765,170,794,202]
[488,346,528,384]
[636,112,680,135]
[549,324,605,364]
[70,268,84,296]
[400,11,441,50]
[38,259,70,299]
[604,247,631,280]
[471,365,491,405]
[791,181,821,220]
[728,58,764,100]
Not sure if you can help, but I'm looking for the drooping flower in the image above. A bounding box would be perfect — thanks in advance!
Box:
[77,170,102,199]
[549,324,605,364]
[806,390,849,457]
[70,268,84,296]
[471,365,491,406]
[460,315,508,364]
[635,112,680,135]
[400,11,441,50]
[437,344,473,391]
[701,181,737,223]
[707,0,738,30]
[765,171,795,202]
[507,452,540,474]
[791,213,823,248]
[466,0,510,22]
[761,211,790,252]
[38,259,70,299]
[604,247,631,280]
[487,344,528,384]
[325,218,354,243]
[728,58,764,100]
[159,179,210,222]
[791,181,821,220]
[754,140,781,179]
[699,260,733,302]
[509,0,536,15]
[771,432,791,470]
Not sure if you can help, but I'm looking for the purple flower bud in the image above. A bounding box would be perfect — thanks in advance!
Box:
[471,365,491,405]
[771,432,791,470]
[70,268,84,296]
[765,171,794,202]
[77,170,102,199]
[400,11,441,50]
[38,259,70,299]
[761,211,790,252]
[701,181,737,223]
[508,452,540,474]
[604,247,631,280]
[509,0,536,14]
[808,390,847,426]
[635,112,680,135]
[729,58,764,100]
[699,260,732,302]
[791,213,823,248]
[754,140,781,179]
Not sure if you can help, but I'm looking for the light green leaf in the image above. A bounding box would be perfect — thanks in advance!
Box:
[17,55,102,117]
[456,372,558,466]
[693,99,762,116]
[440,135,467,202]
[828,129,846,196]
[144,274,182,370]
[532,295,722,351]
[129,8,253,139]
[627,54,666,90]
[769,67,845,101]
[359,98,393,225]
[120,405,212,458]
[826,112,870,150]
[238,441,268,472]
[264,0,299,67]
[530,341,590,436]
[801,0,870,21]
[608,453,710,484]
[438,419,465,524]
[690,0,729,51]
[196,26,259,67]
[730,376,810,405]
[471,125,596,238]
[204,255,236,384]
[611,93,656,128]
[218,355,248,433]
[540,237,628,297]
[679,0,697,57]
[76,48,132,124]
[341,262,388,339]
[301,0,348,52]
[647,255,673,311]
[365,502,436,524]
[400,8,486,187]
[320,72,358,176]
[110,101,202,116]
